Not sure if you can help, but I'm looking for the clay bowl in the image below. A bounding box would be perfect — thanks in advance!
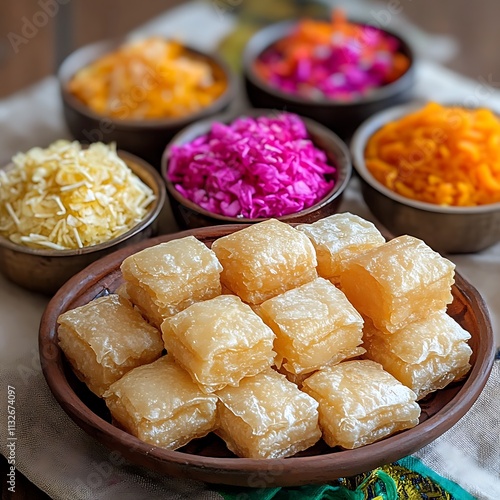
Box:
[243,20,415,139]
[39,225,495,487]
[351,102,500,254]
[0,151,165,295]
[161,109,352,229]
[59,38,235,168]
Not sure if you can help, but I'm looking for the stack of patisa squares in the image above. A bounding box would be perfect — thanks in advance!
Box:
[57,213,472,458]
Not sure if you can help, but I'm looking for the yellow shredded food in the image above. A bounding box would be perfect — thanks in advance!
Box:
[0,140,156,250]
[68,38,227,120]
[365,102,500,206]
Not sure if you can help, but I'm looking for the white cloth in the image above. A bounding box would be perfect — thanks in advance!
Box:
[414,363,500,500]
[0,2,499,499]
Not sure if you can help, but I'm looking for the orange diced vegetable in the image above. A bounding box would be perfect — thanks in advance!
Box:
[365,103,500,206]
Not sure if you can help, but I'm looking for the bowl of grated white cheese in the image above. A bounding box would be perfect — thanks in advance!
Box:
[0,140,165,294]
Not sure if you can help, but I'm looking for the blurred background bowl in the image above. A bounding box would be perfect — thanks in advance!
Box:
[351,102,500,254]
[161,109,352,229]
[58,38,236,168]
[0,151,166,295]
[243,20,415,139]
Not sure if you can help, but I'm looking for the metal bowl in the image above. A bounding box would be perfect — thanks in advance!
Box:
[0,151,166,295]
[243,20,415,139]
[351,102,500,254]
[59,38,236,168]
[161,109,352,229]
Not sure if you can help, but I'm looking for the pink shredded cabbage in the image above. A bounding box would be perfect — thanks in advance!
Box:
[167,113,336,218]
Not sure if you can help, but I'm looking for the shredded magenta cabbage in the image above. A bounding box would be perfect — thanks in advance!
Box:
[167,113,336,218]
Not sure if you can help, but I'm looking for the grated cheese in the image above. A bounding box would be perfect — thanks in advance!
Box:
[0,140,156,250]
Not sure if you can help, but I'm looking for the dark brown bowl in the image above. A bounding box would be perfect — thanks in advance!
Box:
[243,20,415,139]
[351,102,500,254]
[161,109,352,229]
[58,38,236,168]
[0,151,165,295]
[39,225,495,487]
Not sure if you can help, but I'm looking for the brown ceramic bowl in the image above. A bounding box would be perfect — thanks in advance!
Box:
[351,102,500,254]
[39,225,495,487]
[59,38,235,168]
[243,20,415,139]
[0,151,165,295]
[161,109,352,229]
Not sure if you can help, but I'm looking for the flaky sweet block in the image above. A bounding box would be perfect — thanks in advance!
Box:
[216,368,321,459]
[57,294,163,396]
[120,236,222,327]
[296,213,385,284]
[259,277,365,375]
[363,312,472,400]
[211,219,317,304]
[339,235,455,333]
[302,360,420,449]
[161,294,275,392]
[103,356,217,450]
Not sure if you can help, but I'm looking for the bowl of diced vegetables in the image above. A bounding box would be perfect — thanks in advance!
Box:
[243,13,415,138]
[351,101,500,253]
[59,37,235,167]
[0,140,165,294]
[161,109,352,229]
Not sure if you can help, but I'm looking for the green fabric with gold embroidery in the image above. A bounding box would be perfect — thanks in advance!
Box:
[218,456,475,499]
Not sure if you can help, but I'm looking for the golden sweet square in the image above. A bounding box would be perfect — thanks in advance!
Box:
[120,236,222,327]
[296,213,385,284]
[363,311,472,400]
[211,219,317,304]
[302,360,420,449]
[103,356,217,450]
[259,277,365,375]
[216,368,321,459]
[339,235,455,333]
[161,294,275,392]
[57,294,163,396]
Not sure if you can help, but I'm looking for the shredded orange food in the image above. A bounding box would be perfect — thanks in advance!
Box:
[68,38,227,120]
[365,102,500,206]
